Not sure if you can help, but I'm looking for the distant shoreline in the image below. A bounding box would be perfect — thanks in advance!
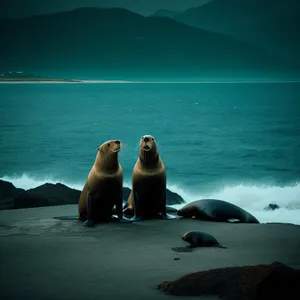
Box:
[0,78,135,84]
[0,78,300,84]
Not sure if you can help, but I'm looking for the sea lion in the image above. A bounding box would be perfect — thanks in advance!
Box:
[78,139,129,227]
[182,230,226,249]
[123,135,176,221]
[172,230,226,252]
[177,199,260,224]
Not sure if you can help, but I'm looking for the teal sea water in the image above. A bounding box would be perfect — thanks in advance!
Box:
[0,82,299,224]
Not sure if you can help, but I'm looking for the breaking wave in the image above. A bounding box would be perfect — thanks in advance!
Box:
[1,173,300,225]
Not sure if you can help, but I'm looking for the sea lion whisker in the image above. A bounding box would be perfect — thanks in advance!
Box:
[121,142,128,150]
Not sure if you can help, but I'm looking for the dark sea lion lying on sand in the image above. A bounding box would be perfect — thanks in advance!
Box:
[172,230,226,252]
[177,199,260,224]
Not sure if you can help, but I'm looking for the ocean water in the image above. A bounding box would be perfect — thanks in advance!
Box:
[0,82,299,224]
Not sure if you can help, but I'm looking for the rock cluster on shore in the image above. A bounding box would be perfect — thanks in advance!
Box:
[0,180,185,211]
[0,180,25,210]
[157,261,300,300]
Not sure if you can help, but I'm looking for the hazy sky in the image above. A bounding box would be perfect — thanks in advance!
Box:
[1,0,211,19]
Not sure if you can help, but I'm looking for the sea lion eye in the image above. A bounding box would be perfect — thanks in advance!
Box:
[152,138,154,141]
[107,143,110,147]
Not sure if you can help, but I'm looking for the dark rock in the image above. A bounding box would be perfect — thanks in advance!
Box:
[256,262,300,300]
[166,189,185,205]
[14,183,81,209]
[264,203,280,211]
[0,180,25,210]
[13,185,133,210]
[157,262,300,300]
[1,180,185,210]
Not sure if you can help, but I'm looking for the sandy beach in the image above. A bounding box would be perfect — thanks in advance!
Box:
[0,205,299,299]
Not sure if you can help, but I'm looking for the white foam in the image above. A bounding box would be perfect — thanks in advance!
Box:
[1,173,85,191]
[1,174,300,225]
[169,182,300,225]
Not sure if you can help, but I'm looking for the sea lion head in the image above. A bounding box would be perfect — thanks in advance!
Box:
[177,201,201,218]
[177,206,193,217]
[97,139,122,155]
[181,231,194,243]
[181,232,188,241]
[95,139,122,170]
[177,203,211,221]
[139,135,159,164]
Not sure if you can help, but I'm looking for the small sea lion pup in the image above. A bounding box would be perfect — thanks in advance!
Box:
[78,139,129,227]
[123,135,176,221]
[171,230,226,253]
[182,231,227,249]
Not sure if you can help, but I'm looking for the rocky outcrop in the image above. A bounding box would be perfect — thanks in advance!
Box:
[13,183,81,209]
[264,203,280,211]
[0,180,185,210]
[0,180,25,210]
[166,189,185,205]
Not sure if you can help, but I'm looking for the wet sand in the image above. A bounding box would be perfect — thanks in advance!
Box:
[0,205,300,300]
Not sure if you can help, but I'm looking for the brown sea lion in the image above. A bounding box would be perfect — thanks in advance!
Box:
[78,139,130,227]
[123,135,176,221]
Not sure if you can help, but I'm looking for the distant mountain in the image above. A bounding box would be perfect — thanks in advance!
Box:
[151,9,180,18]
[174,0,300,64]
[0,7,298,79]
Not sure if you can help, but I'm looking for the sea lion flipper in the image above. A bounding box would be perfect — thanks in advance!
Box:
[115,189,131,222]
[115,189,123,219]
[161,214,176,220]
[227,218,241,223]
[130,190,142,222]
[130,216,142,222]
[159,212,176,220]
[158,190,176,220]
[219,245,227,249]
[119,217,132,223]
[83,220,94,227]
[83,193,94,227]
